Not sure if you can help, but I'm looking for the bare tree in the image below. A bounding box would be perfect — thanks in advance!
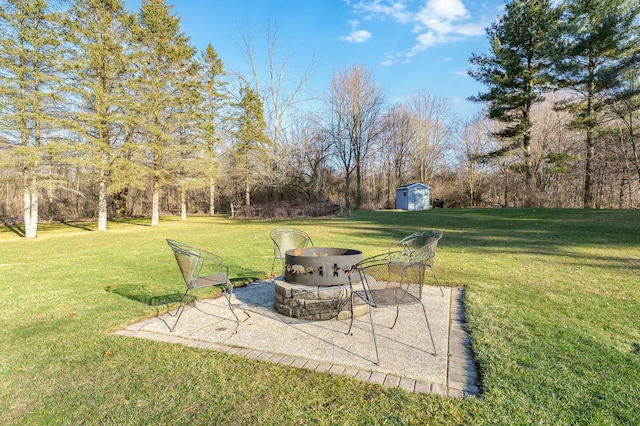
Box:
[457,116,497,207]
[378,104,415,207]
[279,113,331,200]
[325,64,385,210]
[407,92,456,186]
[239,22,314,149]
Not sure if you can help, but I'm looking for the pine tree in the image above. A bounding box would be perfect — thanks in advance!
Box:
[550,0,640,208]
[173,58,201,221]
[0,0,66,238]
[469,0,559,206]
[130,0,196,226]
[65,0,134,231]
[198,43,227,216]
[233,84,270,208]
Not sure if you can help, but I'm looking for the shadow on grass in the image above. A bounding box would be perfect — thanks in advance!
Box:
[61,221,93,231]
[3,223,25,237]
[110,219,151,227]
[105,284,186,315]
[106,284,156,304]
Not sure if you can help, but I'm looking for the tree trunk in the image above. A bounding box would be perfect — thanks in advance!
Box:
[97,175,107,232]
[344,171,351,212]
[23,168,38,239]
[583,129,595,208]
[113,187,128,218]
[245,180,251,208]
[151,178,160,226]
[209,176,215,216]
[355,162,362,209]
[180,188,187,221]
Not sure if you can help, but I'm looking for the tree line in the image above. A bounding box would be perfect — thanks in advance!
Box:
[1,0,639,238]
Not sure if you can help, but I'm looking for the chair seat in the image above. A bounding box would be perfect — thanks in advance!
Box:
[192,273,229,289]
[354,287,420,307]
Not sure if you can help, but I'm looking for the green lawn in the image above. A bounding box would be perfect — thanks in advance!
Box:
[1,209,639,425]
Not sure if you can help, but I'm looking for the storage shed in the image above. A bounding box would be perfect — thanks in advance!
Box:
[395,183,431,211]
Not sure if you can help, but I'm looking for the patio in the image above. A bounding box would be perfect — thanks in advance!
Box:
[116,280,478,397]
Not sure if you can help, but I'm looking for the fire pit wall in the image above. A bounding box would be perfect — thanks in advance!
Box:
[274,247,368,320]
[285,247,362,286]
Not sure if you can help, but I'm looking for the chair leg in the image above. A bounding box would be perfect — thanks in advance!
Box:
[419,301,437,355]
[169,287,194,332]
[347,295,355,335]
[430,267,444,296]
[390,305,400,329]
[271,258,285,281]
[368,305,380,365]
[224,279,240,322]
[270,258,277,280]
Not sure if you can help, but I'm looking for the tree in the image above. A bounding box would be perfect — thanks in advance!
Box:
[239,22,314,152]
[608,64,640,187]
[0,0,66,238]
[232,84,270,208]
[130,0,196,226]
[198,43,227,216]
[66,0,134,232]
[378,104,415,208]
[550,0,640,208]
[173,57,202,221]
[237,22,315,205]
[325,64,384,210]
[407,92,455,187]
[457,117,497,207]
[469,0,558,206]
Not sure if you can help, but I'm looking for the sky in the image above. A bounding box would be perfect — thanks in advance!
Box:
[124,0,506,119]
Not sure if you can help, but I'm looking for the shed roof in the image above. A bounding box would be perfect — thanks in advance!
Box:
[396,182,430,190]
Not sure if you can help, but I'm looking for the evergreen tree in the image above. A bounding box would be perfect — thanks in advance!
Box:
[0,0,66,238]
[65,0,135,231]
[469,0,559,206]
[198,43,227,216]
[550,0,640,208]
[130,0,196,226]
[172,57,201,221]
[233,84,270,208]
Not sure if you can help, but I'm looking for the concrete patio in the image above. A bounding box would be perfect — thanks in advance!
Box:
[115,280,479,397]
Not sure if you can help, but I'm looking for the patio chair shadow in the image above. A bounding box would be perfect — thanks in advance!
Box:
[105,284,187,315]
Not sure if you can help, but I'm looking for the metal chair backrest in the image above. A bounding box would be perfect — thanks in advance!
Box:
[167,240,204,289]
[356,255,427,307]
[270,227,314,259]
[390,230,443,263]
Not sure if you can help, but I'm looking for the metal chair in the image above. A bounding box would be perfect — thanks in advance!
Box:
[389,230,443,294]
[269,227,314,278]
[166,239,238,331]
[348,253,437,365]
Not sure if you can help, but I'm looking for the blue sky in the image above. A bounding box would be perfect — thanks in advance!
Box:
[125,0,505,118]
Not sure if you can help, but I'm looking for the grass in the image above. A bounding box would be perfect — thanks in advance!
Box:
[1,209,639,425]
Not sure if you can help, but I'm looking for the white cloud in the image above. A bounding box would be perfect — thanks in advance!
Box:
[352,0,412,23]
[407,32,459,57]
[450,69,470,77]
[341,29,372,43]
[349,0,491,60]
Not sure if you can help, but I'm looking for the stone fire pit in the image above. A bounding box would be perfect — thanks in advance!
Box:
[274,247,368,320]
